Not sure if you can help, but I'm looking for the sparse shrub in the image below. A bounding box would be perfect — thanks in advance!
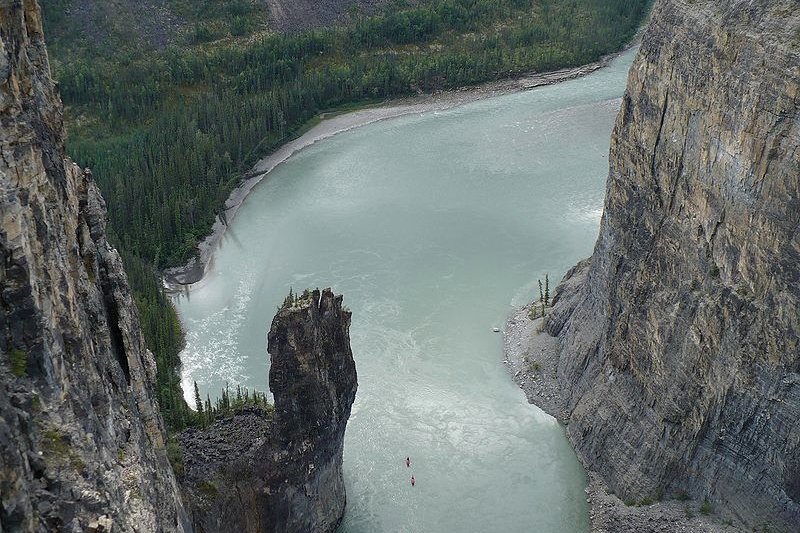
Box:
[699,499,713,515]
[197,480,218,497]
[41,428,85,470]
[167,436,185,477]
[9,348,27,377]
[70,454,86,471]
[709,264,720,278]
[41,428,69,456]
[735,282,750,297]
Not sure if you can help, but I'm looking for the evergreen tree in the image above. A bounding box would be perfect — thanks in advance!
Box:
[42,0,649,433]
[194,380,204,417]
[544,274,550,306]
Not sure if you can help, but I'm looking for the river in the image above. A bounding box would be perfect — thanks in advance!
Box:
[174,46,637,532]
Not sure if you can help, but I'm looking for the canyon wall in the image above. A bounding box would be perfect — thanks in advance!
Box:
[1,4,358,530]
[0,1,188,530]
[179,289,358,533]
[543,0,799,530]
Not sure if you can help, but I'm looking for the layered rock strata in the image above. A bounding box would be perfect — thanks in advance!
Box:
[533,0,799,530]
[178,288,358,533]
[0,1,188,530]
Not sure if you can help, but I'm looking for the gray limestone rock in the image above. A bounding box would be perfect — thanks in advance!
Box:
[0,1,188,531]
[178,288,358,533]
[539,0,800,530]
[1,4,358,530]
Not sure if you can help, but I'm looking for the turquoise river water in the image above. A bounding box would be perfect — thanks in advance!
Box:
[175,46,637,532]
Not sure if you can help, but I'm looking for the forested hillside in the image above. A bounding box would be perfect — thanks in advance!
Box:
[42,0,649,431]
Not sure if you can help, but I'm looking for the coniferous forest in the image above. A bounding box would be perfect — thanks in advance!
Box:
[42,0,649,431]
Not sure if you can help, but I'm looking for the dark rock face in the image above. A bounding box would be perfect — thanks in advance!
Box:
[0,1,187,531]
[542,0,799,530]
[179,288,358,533]
[267,288,358,532]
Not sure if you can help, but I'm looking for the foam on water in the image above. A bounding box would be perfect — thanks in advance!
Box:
[180,266,257,402]
[175,46,638,532]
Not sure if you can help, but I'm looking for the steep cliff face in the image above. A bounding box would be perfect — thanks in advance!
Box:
[179,288,358,533]
[543,0,799,530]
[267,288,357,531]
[0,1,188,530]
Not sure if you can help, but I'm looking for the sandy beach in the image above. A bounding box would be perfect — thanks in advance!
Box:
[163,51,628,289]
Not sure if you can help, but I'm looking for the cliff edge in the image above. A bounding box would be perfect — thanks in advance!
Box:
[527,0,799,530]
[1,3,358,530]
[178,288,358,533]
[0,1,187,530]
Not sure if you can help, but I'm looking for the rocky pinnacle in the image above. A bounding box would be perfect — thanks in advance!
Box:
[178,288,358,533]
[267,288,358,532]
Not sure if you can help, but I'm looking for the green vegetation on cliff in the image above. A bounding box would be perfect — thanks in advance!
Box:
[43,0,648,431]
[122,251,189,429]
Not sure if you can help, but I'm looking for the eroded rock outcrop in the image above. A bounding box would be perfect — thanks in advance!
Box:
[539,0,799,530]
[0,1,188,530]
[178,288,358,533]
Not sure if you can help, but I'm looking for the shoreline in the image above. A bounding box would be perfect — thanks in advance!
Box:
[503,304,747,533]
[163,46,635,291]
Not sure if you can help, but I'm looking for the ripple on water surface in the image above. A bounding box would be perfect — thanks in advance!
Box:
[175,46,639,533]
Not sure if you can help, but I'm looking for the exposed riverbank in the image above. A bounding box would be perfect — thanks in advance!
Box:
[163,47,635,290]
[503,302,748,533]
